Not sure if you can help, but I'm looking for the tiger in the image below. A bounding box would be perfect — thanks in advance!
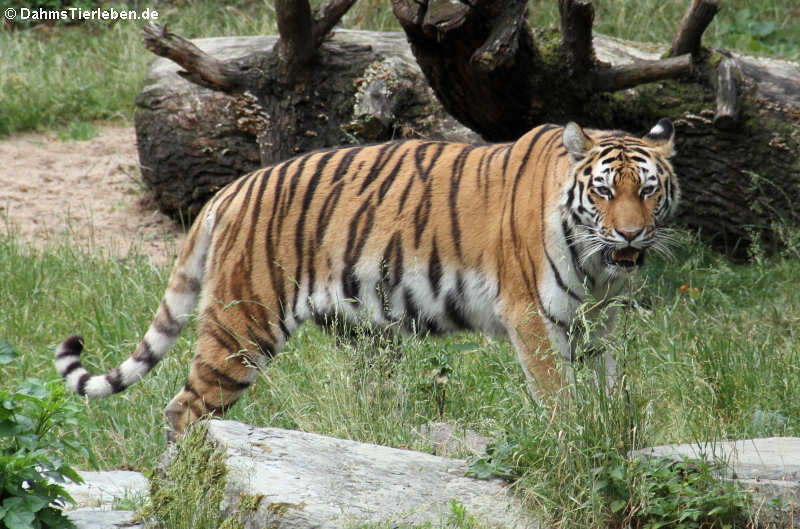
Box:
[55,118,678,437]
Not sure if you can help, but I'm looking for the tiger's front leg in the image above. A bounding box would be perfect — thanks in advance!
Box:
[505,304,572,399]
[585,304,620,392]
[567,302,621,392]
[505,302,623,401]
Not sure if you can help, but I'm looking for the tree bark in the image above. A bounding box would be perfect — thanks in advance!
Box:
[274,0,315,81]
[559,0,595,75]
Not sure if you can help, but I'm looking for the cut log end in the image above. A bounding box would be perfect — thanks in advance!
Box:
[713,56,741,130]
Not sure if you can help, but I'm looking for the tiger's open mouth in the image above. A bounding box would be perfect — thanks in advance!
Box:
[604,247,644,269]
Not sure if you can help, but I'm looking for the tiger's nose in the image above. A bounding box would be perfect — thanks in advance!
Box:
[617,228,643,242]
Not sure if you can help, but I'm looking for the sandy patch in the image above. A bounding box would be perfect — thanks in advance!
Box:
[0,126,183,264]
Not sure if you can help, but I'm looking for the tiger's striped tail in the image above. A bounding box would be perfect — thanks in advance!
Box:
[54,207,215,399]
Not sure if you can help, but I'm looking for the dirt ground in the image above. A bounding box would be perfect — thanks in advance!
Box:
[0,126,184,265]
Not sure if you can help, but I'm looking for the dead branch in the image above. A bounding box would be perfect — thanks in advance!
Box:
[713,56,741,130]
[559,0,595,74]
[670,0,719,57]
[142,23,240,91]
[592,54,692,92]
[275,0,316,80]
[472,0,528,72]
[312,0,357,46]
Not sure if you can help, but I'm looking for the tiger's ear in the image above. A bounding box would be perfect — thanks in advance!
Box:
[563,122,594,163]
[643,118,675,158]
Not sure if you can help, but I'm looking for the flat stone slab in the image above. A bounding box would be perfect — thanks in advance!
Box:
[203,420,537,529]
[52,470,148,529]
[65,508,142,529]
[62,470,150,509]
[631,437,800,508]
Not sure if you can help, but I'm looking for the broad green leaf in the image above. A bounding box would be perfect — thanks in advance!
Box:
[0,419,22,436]
[18,493,48,514]
[36,507,76,529]
[14,434,40,451]
[2,508,36,529]
[750,21,777,38]
[465,459,494,480]
[2,496,24,511]
[610,499,627,513]
[16,380,47,400]
[55,465,83,485]
[0,340,18,365]
[609,467,625,482]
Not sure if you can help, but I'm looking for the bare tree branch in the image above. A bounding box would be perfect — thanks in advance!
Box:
[559,0,595,74]
[471,0,527,72]
[592,54,692,92]
[141,23,240,91]
[713,56,741,130]
[670,0,719,57]
[312,0,357,46]
[275,0,315,80]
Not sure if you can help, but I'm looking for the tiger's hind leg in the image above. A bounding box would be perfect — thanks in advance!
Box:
[163,310,279,440]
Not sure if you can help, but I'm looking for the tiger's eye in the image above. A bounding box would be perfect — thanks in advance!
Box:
[592,186,612,199]
[640,185,657,198]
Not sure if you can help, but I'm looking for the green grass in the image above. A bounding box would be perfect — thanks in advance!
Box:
[141,422,231,529]
[529,0,800,58]
[0,1,280,137]
[1,222,799,527]
[1,0,798,138]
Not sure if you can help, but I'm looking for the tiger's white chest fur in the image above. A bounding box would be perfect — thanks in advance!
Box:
[529,207,630,363]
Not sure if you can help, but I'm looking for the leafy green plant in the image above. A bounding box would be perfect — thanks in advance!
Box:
[466,438,518,480]
[593,453,751,529]
[0,342,16,366]
[416,349,454,419]
[0,366,92,529]
[714,7,797,57]
[55,121,98,142]
[443,499,485,529]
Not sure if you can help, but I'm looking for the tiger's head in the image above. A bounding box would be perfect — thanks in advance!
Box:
[562,118,678,273]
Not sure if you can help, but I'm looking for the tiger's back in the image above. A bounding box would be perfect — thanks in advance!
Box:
[55,120,677,436]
